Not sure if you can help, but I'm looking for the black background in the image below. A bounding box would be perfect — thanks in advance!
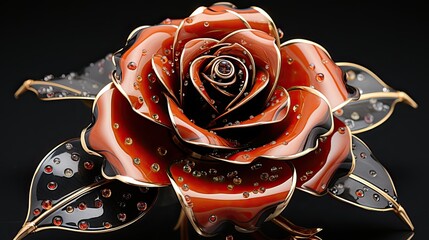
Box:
[1,1,427,240]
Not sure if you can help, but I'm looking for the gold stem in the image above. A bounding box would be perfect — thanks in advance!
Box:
[14,80,33,98]
[13,222,36,240]
[173,209,188,240]
[272,215,322,237]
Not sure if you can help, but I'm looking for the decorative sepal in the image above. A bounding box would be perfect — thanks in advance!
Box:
[328,136,414,230]
[336,62,418,134]
[13,138,158,240]
[168,157,296,237]
[14,54,114,101]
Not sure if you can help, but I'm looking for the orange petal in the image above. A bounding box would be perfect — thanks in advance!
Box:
[279,40,355,110]
[220,29,280,106]
[210,69,270,125]
[180,38,219,104]
[160,18,183,26]
[168,157,296,236]
[209,87,333,163]
[83,84,185,186]
[152,54,179,103]
[208,3,280,45]
[113,25,177,127]
[292,116,353,195]
[166,96,240,149]
[173,7,250,55]
[211,86,289,131]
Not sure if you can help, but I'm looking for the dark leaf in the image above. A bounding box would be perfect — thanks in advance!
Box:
[13,138,158,240]
[328,136,413,230]
[14,54,114,101]
[336,62,417,134]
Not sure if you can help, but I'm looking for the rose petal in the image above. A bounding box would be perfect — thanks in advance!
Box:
[279,39,356,110]
[210,87,333,163]
[220,29,281,106]
[211,86,289,131]
[213,43,256,86]
[113,25,177,127]
[173,6,250,55]
[152,54,179,103]
[189,55,249,114]
[160,18,183,26]
[231,7,281,46]
[166,95,240,149]
[168,157,296,236]
[180,38,219,104]
[82,83,185,186]
[210,69,270,125]
[292,116,353,195]
[188,55,218,112]
[208,3,281,45]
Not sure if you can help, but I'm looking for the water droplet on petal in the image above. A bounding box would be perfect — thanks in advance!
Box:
[127,62,137,70]
[316,73,324,82]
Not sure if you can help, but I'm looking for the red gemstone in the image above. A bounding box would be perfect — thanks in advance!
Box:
[136,201,147,211]
[84,161,94,170]
[208,214,217,223]
[78,202,87,210]
[44,165,53,174]
[101,188,112,198]
[94,199,103,208]
[117,213,127,222]
[47,181,57,190]
[355,189,365,198]
[52,216,63,226]
[41,200,52,210]
[103,221,112,229]
[78,220,89,230]
[33,208,41,216]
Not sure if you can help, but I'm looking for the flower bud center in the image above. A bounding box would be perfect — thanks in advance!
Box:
[214,59,234,79]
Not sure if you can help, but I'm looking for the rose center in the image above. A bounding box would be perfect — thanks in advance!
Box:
[214,59,234,79]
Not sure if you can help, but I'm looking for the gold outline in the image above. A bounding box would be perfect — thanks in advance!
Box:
[14,135,144,239]
[260,86,335,160]
[250,6,281,47]
[225,9,252,29]
[166,162,297,237]
[297,121,356,197]
[210,87,290,131]
[280,39,332,59]
[14,79,96,101]
[219,28,281,106]
[327,135,414,230]
[336,62,418,134]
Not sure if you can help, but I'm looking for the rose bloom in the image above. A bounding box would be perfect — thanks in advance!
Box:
[81,2,358,236]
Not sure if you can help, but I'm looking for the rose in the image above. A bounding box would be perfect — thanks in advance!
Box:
[82,2,358,236]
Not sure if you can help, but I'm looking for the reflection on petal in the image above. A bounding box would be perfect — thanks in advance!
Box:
[168,157,296,236]
[279,40,351,110]
[180,38,219,104]
[211,86,289,131]
[83,84,184,186]
[113,25,177,127]
[173,7,250,56]
[220,29,280,105]
[166,96,240,149]
[152,54,179,103]
[292,117,353,195]
[211,69,270,125]
[210,87,333,164]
